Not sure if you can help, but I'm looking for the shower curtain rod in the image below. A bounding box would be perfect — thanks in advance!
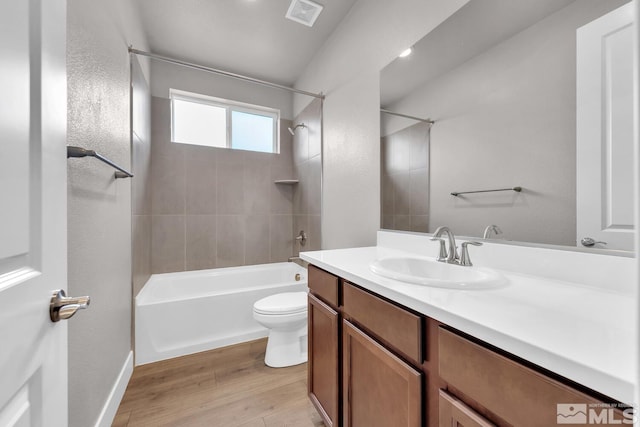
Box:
[129,47,325,100]
[380,108,434,125]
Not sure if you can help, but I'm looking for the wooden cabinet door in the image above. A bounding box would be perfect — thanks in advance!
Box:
[439,390,495,427]
[343,320,422,427]
[308,293,340,427]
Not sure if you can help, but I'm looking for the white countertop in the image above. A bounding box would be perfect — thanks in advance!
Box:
[300,245,636,404]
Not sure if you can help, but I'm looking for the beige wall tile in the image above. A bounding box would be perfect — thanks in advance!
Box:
[307,215,322,251]
[217,158,245,214]
[270,178,294,215]
[386,134,411,174]
[279,120,293,161]
[411,215,429,233]
[244,154,271,215]
[292,215,308,256]
[151,126,185,215]
[394,215,411,232]
[185,144,217,214]
[292,124,309,165]
[186,215,217,271]
[271,128,295,215]
[151,96,170,134]
[409,123,430,170]
[381,137,392,176]
[270,215,293,262]
[382,173,394,216]
[244,215,270,265]
[151,215,185,273]
[132,215,151,296]
[381,122,430,232]
[391,172,410,215]
[382,215,394,230]
[410,168,429,215]
[308,155,322,215]
[271,158,294,182]
[293,161,309,215]
[216,215,245,267]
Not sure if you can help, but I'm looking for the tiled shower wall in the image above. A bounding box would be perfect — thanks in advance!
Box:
[149,96,295,274]
[132,58,152,296]
[292,98,322,255]
[381,121,430,232]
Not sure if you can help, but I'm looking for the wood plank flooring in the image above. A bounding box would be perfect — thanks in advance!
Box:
[113,338,325,427]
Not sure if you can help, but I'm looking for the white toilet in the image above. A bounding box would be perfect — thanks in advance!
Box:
[253,291,308,368]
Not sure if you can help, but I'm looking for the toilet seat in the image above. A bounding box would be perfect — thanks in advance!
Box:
[253,292,307,315]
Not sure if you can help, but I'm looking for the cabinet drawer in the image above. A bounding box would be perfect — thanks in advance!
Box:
[343,282,422,365]
[439,390,495,427]
[439,328,625,427]
[308,265,339,308]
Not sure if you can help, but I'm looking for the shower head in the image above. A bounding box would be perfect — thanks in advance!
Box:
[287,123,306,135]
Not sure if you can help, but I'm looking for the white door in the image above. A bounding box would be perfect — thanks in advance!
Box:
[0,0,70,426]
[576,3,635,251]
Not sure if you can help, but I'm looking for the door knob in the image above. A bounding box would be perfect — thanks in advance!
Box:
[580,237,607,247]
[50,289,90,322]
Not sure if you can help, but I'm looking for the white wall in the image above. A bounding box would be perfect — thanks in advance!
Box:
[293,0,470,249]
[151,60,293,119]
[66,0,148,425]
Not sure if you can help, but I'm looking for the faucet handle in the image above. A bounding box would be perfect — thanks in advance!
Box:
[430,238,448,262]
[460,241,482,266]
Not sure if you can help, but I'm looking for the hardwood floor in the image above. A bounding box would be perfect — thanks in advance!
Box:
[113,338,325,427]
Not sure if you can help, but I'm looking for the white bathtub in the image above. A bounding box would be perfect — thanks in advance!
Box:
[135,262,308,365]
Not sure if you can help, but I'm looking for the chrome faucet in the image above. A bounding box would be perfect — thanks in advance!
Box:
[483,224,502,239]
[431,226,483,266]
[431,226,458,264]
[460,241,482,266]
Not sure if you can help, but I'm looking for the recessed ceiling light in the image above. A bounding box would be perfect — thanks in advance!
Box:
[285,0,324,27]
[398,47,413,58]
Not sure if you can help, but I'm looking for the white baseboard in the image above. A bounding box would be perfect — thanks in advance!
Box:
[94,351,134,427]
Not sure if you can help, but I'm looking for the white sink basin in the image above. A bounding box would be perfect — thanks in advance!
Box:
[369,257,506,289]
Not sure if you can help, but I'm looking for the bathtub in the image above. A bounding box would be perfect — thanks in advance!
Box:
[135,262,308,365]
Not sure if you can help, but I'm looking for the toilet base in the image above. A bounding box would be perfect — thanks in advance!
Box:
[264,323,308,368]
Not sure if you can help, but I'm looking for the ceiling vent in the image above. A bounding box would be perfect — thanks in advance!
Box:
[285,0,324,27]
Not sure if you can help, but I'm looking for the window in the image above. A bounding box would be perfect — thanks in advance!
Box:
[170,89,279,153]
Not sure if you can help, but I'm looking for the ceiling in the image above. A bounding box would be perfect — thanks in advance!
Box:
[132,0,357,86]
[380,0,577,107]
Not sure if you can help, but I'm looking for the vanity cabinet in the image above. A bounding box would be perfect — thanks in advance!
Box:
[438,328,628,427]
[343,320,422,427]
[307,264,628,427]
[308,265,341,427]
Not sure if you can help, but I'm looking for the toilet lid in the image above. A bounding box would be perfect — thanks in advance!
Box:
[253,292,307,315]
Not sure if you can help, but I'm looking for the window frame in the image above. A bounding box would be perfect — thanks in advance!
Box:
[169,88,280,153]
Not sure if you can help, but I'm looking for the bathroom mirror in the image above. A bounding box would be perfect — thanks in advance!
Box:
[380,0,634,253]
